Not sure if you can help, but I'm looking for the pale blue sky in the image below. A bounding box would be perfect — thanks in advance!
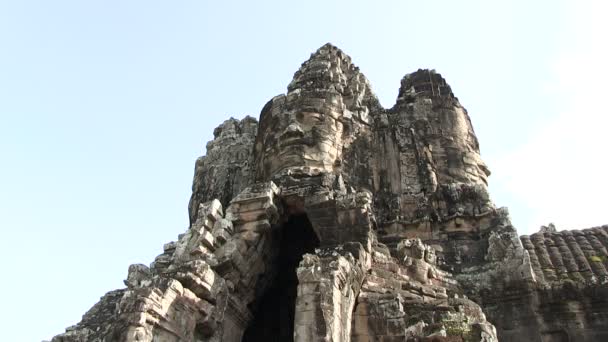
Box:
[1,1,606,341]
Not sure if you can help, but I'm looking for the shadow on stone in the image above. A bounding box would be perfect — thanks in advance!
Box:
[242,214,320,342]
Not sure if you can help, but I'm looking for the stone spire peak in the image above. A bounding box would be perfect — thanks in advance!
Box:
[312,42,350,60]
[396,68,455,103]
[287,43,379,108]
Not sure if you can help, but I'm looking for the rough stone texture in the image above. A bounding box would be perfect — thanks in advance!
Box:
[189,116,258,224]
[253,43,379,184]
[52,43,607,342]
[522,225,608,285]
[352,238,497,341]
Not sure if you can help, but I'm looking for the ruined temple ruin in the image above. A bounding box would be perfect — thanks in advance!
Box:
[51,44,608,342]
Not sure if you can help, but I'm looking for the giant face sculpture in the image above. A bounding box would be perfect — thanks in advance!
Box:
[254,90,347,180]
[253,44,375,182]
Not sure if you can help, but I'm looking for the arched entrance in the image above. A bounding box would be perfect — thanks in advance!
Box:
[242,213,320,341]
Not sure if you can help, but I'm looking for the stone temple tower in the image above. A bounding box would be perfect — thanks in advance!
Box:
[52,44,608,342]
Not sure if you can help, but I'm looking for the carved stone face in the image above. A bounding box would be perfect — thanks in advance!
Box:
[424,247,437,265]
[255,91,346,179]
[397,239,426,260]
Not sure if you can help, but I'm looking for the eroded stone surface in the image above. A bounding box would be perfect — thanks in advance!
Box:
[189,116,258,224]
[51,44,608,342]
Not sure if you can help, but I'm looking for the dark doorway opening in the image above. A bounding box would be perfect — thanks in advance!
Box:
[241,214,320,342]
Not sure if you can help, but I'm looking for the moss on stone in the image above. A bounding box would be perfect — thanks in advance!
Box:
[589,255,605,262]
[443,320,474,340]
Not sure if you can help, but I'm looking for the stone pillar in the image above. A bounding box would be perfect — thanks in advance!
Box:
[213,181,282,341]
[294,191,374,342]
[294,245,369,342]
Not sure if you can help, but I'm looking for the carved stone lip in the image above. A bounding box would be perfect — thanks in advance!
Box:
[279,136,315,148]
[280,138,307,148]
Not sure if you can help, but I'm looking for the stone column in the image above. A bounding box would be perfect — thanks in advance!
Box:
[294,191,374,341]
[213,182,282,341]
[294,245,369,342]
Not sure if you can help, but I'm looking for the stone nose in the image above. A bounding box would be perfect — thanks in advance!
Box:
[285,123,303,134]
[281,123,305,138]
